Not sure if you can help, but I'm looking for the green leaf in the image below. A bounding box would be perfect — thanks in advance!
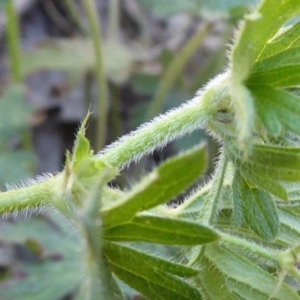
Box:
[250,144,300,169]
[239,179,280,240]
[230,0,300,82]
[108,264,202,300]
[104,214,220,245]
[247,20,300,87]
[197,256,239,300]
[104,242,199,278]
[226,279,274,300]
[237,160,300,182]
[259,21,300,60]
[277,208,300,246]
[253,86,300,136]
[101,144,207,227]
[0,215,82,300]
[241,170,288,201]
[21,39,134,85]
[205,244,299,299]
[104,242,202,300]
[104,243,200,277]
[0,85,31,139]
[252,47,300,74]
[232,171,243,226]
[247,65,300,87]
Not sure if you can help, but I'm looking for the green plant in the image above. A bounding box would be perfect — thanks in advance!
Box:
[2,0,300,299]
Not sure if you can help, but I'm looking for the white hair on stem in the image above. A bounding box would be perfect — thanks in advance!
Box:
[97,73,229,170]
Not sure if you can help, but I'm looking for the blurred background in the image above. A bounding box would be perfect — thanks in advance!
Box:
[0,0,258,299]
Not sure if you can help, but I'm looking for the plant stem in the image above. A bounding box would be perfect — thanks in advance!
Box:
[0,177,56,216]
[222,233,279,264]
[147,23,211,120]
[97,94,211,169]
[198,151,227,224]
[171,182,212,216]
[82,0,108,151]
[6,2,22,83]
[108,0,120,40]
[97,72,230,169]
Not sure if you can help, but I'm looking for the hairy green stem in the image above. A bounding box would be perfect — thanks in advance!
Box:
[222,233,279,265]
[82,0,108,151]
[97,72,230,169]
[171,182,212,217]
[6,2,22,83]
[147,23,211,120]
[98,95,211,169]
[0,178,55,216]
[198,151,227,224]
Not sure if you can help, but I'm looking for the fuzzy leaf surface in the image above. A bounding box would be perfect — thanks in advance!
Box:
[241,169,288,201]
[197,256,239,300]
[240,182,279,240]
[102,144,207,227]
[205,245,299,299]
[108,264,202,300]
[105,243,203,300]
[104,242,200,278]
[277,208,300,245]
[103,214,220,245]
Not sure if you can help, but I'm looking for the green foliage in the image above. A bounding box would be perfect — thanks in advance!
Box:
[0,215,82,300]
[101,144,207,226]
[2,0,300,299]
[0,85,35,186]
[20,39,134,86]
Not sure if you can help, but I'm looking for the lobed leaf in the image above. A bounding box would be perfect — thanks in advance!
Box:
[205,245,299,299]
[104,242,200,278]
[101,144,207,227]
[103,214,220,245]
